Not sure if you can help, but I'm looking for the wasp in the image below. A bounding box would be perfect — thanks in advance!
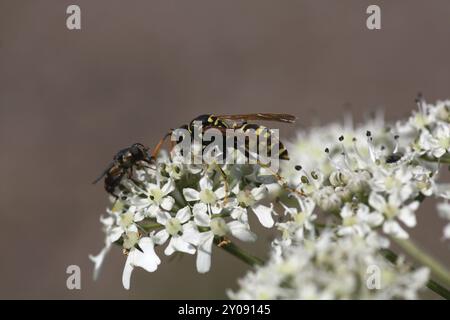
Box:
[93,143,153,197]
[151,113,296,160]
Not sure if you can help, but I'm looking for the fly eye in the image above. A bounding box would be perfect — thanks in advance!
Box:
[130,146,140,156]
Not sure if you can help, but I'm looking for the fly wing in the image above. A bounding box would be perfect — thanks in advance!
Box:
[92,162,114,184]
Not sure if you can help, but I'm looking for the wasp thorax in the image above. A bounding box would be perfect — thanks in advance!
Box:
[210,218,229,237]
[166,218,182,236]
[200,189,217,205]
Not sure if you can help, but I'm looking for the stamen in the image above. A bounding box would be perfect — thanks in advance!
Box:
[351,137,366,165]
[338,135,352,170]
[325,147,343,170]
[393,134,400,153]
[366,131,377,163]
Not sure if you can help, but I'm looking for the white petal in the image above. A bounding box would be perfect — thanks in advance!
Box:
[146,183,158,192]
[134,237,161,271]
[231,207,249,224]
[408,201,420,212]
[153,229,170,245]
[210,204,223,214]
[199,176,213,191]
[147,204,161,218]
[176,206,191,223]
[182,222,201,245]
[337,226,354,236]
[161,179,175,195]
[183,188,200,202]
[438,202,450,219]
[109,226,124,243]
[196,232,214,273]
[156,210,172,225]
[400,185,414,202]
[383,220,409,239]
[214,186,227,200]
[194,209,211,227]
[161,196,175,211]
[433,148,446,158]
[193,202,207,216]
[369,192,386,213]
[364,212,384,227]
[444,224,450,239]
[167,236,196,255]
[89,244,111,281]
[340,205,353,219]
[122,254,134,290]
[398,208,417,227]
[251,185,268,201]
[100,215,114,227]
[228,221,257,242]
[133,211,145,222]
[164,237,176,256]
[251,204,274,228]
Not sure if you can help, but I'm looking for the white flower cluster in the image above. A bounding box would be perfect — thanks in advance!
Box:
[229,232,429,300]
[91,98,450,298]
[231,98,450,299]
[90,151,278,289]
[280,97,450,241]
[398,98,450,241]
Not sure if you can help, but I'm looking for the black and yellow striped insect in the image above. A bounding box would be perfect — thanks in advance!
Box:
[151,113,296,160]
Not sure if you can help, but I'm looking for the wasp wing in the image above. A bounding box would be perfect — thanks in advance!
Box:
[216,113,296,124]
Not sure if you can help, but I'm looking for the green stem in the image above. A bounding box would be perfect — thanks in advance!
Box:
[381,248,450,299]
[421,153,450,164]
[392,237,450,289]
[214,237,264,267]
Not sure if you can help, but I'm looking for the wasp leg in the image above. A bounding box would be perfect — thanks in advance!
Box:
[127,167,134,179]
[151,132,172,159]
[214,163,229,204]
[169,138,176,153]
[258,162,306,197]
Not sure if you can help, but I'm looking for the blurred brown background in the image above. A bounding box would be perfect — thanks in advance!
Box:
[1,0,450,299]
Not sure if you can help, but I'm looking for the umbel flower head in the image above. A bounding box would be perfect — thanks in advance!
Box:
[229,232,429,300]
[90,148,277,289]
[90,98,450,298]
